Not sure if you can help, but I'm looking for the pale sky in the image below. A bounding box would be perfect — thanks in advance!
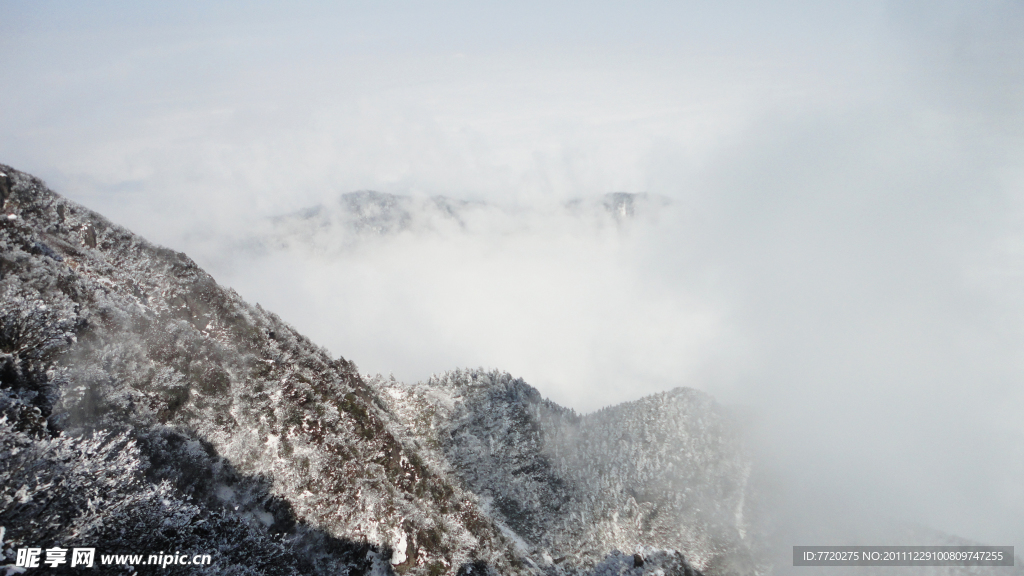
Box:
[3,0,1023,553]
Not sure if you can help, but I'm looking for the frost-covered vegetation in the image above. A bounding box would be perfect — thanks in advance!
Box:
[0,166,522,575]
[4,164,1009,576]
[376,370,762,575]
[0,164,718,576]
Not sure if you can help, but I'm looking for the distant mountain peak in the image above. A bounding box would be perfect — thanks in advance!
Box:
[256,190,671,257]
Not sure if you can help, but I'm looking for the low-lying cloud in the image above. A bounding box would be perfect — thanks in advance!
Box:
[3,0,1023,561]
[219,192,729,413]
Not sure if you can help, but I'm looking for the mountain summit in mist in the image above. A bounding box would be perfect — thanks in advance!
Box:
[258,190,671,255]
[1,164,1018,576]
[0,166,748,575]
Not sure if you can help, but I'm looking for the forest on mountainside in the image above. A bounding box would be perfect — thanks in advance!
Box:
[0,166,719,575]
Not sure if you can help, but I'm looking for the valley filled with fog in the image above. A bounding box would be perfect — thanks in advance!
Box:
[3,0,1022,564]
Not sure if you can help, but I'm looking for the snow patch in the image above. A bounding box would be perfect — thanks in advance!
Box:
[390,528,408,565]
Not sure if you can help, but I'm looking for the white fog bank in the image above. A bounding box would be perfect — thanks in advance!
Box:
[3,0,1022,556]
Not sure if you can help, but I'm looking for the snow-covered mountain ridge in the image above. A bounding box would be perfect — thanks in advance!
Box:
[0,165,716,575]
[0,166,525,575]
[376,370,761,576]
[4,164,1013,576]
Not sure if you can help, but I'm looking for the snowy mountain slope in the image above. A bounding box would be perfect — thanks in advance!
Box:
[376,370,762,575]
[375,370,1024,576]
[0,163,713,576]
[0,165,525,575]
[5,163,1009,576]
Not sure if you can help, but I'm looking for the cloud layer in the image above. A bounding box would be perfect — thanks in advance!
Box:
[3,0,1023,553]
